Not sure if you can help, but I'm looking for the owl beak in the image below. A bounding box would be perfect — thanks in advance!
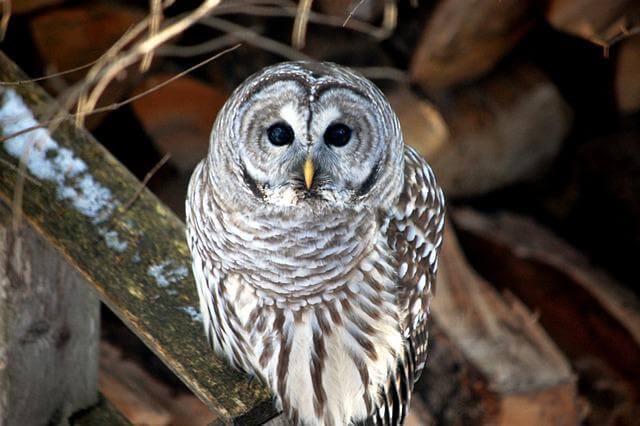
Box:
[303,156,315,190]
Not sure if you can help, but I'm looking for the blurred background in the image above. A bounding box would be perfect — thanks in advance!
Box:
[1,0,639,424]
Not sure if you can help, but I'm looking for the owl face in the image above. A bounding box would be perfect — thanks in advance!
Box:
[208,62,404,211]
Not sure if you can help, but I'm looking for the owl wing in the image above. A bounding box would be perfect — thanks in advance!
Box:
[367,146,445,425]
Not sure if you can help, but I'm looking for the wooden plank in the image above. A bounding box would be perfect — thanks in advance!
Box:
[99,341,216,425]
[71,394,132,426]
[0,200,99,425]
[0,51,275,423]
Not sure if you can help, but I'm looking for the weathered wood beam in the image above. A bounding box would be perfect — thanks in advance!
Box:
[0,51,275,424]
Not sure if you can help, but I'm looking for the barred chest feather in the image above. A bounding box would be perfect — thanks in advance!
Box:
[223,249,403,426]
[191,230,405,425]
[187,164,408,425]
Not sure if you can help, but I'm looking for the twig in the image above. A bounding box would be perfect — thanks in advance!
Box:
[0,158,41,186]
[120,153,171,215]
[0,121,63,145]
[95,153,171,239]
[3,43,235,227]
[71,17,152,127]
[343,0,369,27]
[0,58,102,86]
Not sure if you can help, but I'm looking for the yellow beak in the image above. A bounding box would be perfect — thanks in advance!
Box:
[303,156,314,190]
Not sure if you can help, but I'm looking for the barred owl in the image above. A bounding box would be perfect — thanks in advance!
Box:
[186,62,445,425]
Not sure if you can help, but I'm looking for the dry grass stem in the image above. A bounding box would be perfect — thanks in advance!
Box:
[212,3,384,38]
[292,0,313,49]
[380,0,397,39]
[72,16,153,126]
[94,152,171,237]
[87,44,241,113]
[120,153,171,216]
[202,17,311,60]
[159,32,242,57]
[75,0,223,126]
[0,0,11,41]
[140,0,164,72]
[341,0,397,39]
[343,0,369,26]
[0,59,106,86]
[0,158,40,186]
[1,45,239,147]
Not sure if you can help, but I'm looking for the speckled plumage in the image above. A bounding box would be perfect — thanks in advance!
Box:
[186,62,445,425]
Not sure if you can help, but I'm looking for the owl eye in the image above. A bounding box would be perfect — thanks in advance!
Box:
[267,122,294,146]
[324,123,351,147]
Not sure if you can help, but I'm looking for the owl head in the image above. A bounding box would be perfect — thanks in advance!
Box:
[206,62,404,212]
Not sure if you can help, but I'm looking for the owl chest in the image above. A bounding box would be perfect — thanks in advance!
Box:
[220,271,403,425]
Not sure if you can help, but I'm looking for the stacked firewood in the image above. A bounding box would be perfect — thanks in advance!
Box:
[3,0,639,424]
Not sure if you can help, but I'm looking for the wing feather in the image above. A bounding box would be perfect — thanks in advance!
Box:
[367,146,445,425]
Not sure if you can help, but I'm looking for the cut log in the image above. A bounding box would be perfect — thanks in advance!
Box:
[403,63,571,198]
[0,201,100,425]
[451,208,640,424]
[387,85,448,160]
[409,0,537,91]
[416,222,579,425]
[131,74,229,174]
[566,129,640,295]
[13,0,65,14]
[29,4,145,127]
[100,342,172,425]
[546,0,639,42]
[615,36,640,114]
[30,4,145,80]
[404,396,434,426]
[100,341,216,425]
